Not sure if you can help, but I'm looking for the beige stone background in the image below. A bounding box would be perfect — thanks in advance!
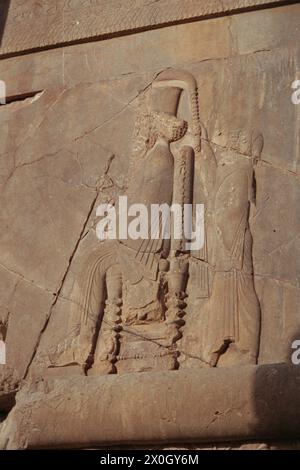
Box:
[0,0,300,404]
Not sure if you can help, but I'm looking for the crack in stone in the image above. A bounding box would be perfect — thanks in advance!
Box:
[74,92,143,143]
[173,42,298,78]
[0,91,44,111]
[21,153,118,378]
[254,272,300,290]
[0,91,68,194]
[260,159,300,179]
[205,408,231,429]
[265,232,300,256]
[0,262,54,296]
[14,89,67,162]
[23,188,101,380]
[97,316,212,367]
[202,136,256,160]
[202,137,300,179]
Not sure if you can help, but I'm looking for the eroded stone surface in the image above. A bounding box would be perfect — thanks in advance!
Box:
[1,364,300,449]
[0,0,300,449]
[0,0,291,56]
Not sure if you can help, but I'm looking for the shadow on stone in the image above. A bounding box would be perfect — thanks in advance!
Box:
[252,358,300,445]
[0,0,10,46]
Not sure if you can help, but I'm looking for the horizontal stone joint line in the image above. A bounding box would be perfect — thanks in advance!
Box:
[0,0,297,59]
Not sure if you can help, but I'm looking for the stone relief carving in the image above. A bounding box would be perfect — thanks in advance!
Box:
[1,0,286,57]
[183,130,264,368]
[35,69,263,375]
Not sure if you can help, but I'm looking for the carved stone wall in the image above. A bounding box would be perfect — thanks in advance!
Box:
[0,0,292,56]
[0,0,300,449]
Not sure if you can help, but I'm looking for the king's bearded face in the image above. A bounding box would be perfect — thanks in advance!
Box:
[150,111,188,143]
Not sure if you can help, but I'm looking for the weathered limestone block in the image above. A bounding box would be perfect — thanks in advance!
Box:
[0,0,300,449]
[0,0,291,57]
[1,364,300,449]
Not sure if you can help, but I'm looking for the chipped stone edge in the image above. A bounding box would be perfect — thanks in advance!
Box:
[0,367,19,414]
[1,363,300,449]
